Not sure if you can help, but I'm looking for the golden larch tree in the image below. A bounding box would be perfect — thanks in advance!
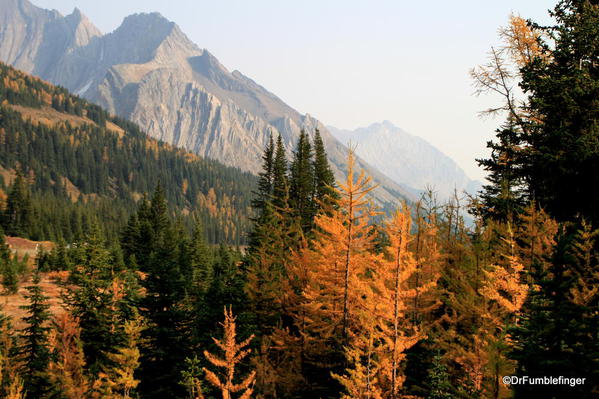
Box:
[203,307,256,399]
[93,316,142,398]
[378,205,432,397]
[274,149,381,396]
[0,323,24,399]
[516,204,558,276]
[47,313,91,399]
[298,149,378,344]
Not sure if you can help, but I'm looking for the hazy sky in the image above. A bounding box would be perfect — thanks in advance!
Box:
[32,0,556,180]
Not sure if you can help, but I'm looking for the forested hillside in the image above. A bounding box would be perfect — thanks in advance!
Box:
[0,62,256,244]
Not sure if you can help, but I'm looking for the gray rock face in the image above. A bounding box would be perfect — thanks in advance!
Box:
[0,0,101,76]
[329,121,482,201]
[0,0,412,206]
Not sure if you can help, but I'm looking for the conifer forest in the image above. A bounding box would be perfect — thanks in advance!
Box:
[0,1,596,398]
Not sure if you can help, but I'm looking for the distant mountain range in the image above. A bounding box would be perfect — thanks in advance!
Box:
[329,122,482,200]
[0,0,480,206]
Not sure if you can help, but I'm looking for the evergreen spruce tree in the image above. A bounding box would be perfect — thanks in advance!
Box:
[272,134,289,211]
[312,128,338,210]
[252,134,275,221]
[518,0,599,224]
[148,183,169,236]
[138,184,193,399]
[476,121,527,222]
[188,218,213,297]
[289,130,315,233]
[3,171,34,237]
[67,230,140,383]
[201,245,248,339]
[248,134,276,256]
[120,214,140,268]
[19,270,51,398]
[0,228,18,294]
[425,353,454,399]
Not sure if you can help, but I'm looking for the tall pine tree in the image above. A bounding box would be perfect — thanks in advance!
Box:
[289,130,315,234]
[19,270,51,398]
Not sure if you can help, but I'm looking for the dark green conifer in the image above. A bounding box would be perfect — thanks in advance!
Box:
[425,353,454,399]
[252,133,275,220]
[289,130,315,233]
[3,171,34,237]
[272,134,289,211]
[19,270,51,398]
[65,225,138,374]
[188,218,213,296]
[137,185,192,399]
[121,213,141,267]
[475,121,527,222]
[0,229,18,294]
[312,128,338,210]
[518,0,599,224]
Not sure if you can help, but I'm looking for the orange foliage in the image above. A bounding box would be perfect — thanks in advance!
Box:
[500,15,548,68]
[47,313,91,399]
[298,149,378,347]
[516,204,558,274]
[480,228,528,316]
[377,206,433,397]
[0,324,24,399]
[203,307,256,399]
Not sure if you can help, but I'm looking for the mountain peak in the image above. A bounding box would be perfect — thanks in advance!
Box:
[120,12,174,32]
[71,7,82,18]
[64,7,101,47]
[105,12,198,65]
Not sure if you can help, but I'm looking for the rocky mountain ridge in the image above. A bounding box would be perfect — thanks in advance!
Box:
[329,121,482,200]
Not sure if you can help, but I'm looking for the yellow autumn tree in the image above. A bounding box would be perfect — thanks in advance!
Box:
[93,316,142,398]
[47,313,91,399]
[471,14,547,125]
[479,225,529,399]
[409,197,443,328]
[500,15,548,68]
[332,204,437,399]
[441,216,529,399]
[378,205,433,397]
[288,149,380,391]
[332,326,384,399]
[332,274,388,399]
[0,323,24,399]
[516,204,558,276]
[203,307,256,399]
